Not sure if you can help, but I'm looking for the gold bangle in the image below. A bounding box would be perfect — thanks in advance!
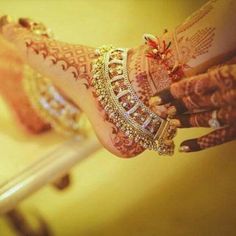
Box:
[92,46,177,155]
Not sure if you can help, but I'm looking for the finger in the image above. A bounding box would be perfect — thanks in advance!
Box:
[149,101,169,118]
[179,125,236,152]
[176,106,236,128]
[167,88,236,115]
[152,64,236,105]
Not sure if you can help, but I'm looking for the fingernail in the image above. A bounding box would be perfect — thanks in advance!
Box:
[149,96,162,106]
[179,145,190,152]
[143,33,157,43]
[169,119,181,127]
[155,96,162,105]
[167,106,177,116]
[18,18,31,29]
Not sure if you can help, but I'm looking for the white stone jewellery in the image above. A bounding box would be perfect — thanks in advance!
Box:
[23,65,86,136]
[92,46,178,155]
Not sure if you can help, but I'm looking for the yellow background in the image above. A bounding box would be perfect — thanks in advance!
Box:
[0,0,236,235]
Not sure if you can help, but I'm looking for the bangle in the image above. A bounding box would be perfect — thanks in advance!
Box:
[92,46,177,155]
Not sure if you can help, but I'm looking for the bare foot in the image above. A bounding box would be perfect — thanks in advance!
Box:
[3,16,232,157]
[1,23,150,157]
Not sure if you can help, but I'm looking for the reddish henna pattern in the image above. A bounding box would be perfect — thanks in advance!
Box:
[129,44,175,104]
[170,64,236,99]
[167,64,236,114]
[176,0,216,34]
[217,106,236,125]
[170,88,236,114]
[23,35,144,156]
[129,46,153,105]
[209,64,236,91]
[189,111,211,127]
[147,58,173,93]
[111,126,144,157]
[135,26,215,100]
[135,72,153,105]
[197,125,236,150]
[25,36,96,86]
[145,36,186,84]
[177,27,215,64]
[178,106,236,128]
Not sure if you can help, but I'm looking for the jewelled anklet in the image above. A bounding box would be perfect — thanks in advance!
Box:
[92,46,177,155]
[23,65,86,136]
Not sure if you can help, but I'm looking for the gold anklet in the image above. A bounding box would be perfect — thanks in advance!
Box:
[92,46,177,155]
[23,65,86,136]
[20,18,86,137]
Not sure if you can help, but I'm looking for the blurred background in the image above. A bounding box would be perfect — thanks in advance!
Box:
[0,0,236,235]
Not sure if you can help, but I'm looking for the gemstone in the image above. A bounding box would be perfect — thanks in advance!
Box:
[116,122,121,128]
[147,143,153,150]
[109,112,115,118]
[134,136,140,143]
[98,95,104,101]
[104,105,110,111]
[128,134,134,139]
[121,125,126,131]
[95,49,100,55]
[139,140,144,146]
[152,48,158,54]
[208,118,220,128]
[150,127,155,133]
[109,68,115,74]
[153,143,158,151]
[142,142,147,148]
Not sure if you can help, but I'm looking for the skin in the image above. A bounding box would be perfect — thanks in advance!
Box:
[154,62,236,152]
[0,36,50,133]
[1,0,236,157]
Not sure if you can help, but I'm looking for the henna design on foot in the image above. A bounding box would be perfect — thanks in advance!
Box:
[111,126,144,157]
[25,35,96,86]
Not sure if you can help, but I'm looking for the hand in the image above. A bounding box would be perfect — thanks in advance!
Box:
[151,61,236,152]
[2,14,234,157]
